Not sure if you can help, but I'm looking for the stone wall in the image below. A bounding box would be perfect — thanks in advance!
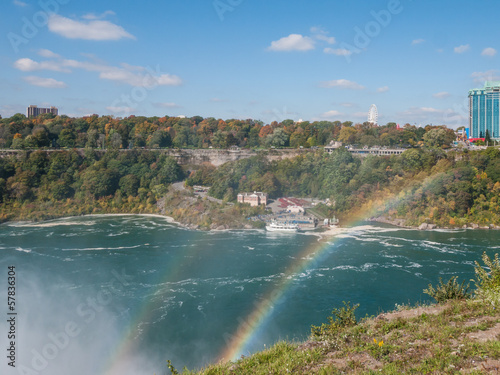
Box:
[0,148,311,166]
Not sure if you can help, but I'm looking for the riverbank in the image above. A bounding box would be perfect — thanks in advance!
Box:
[182,297,500,374]
[370,215,500,231]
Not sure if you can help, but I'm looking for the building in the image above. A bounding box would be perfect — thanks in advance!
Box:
[324,141,343,153]
[27,105,58,118]
[237,192,268,207]
[288,205,305,214]
[469,82,500,139]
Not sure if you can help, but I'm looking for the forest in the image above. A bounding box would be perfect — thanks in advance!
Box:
[187,147,500,228]
[0,112,456,150]
[0,112,496,228]
[0,144,498,228]
[0,149,184,222]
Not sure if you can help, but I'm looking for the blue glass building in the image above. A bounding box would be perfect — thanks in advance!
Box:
[469,81,500,139]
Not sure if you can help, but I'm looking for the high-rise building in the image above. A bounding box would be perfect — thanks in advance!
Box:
[469,82,500,139]
[27,105,58,118]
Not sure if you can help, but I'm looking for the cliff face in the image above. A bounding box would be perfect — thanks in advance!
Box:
[160,148,308,166]
[0,148,309,166]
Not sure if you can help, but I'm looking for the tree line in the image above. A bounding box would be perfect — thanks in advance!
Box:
[0,112,456,150]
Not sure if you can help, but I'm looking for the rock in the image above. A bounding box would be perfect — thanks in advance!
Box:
[428,224,437,229]
[216,225,226,230]
[462,225,468,229]
[419,223,428,230]
[244,224,253,229]
[471,223,479,229]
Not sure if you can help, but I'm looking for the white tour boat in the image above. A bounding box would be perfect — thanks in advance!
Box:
[266,221,299,232]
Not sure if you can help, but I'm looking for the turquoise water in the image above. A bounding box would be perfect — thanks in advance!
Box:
[1,215,498,374]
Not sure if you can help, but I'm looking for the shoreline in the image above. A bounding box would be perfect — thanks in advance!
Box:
[369,215,500,231]
[4,212,500,234]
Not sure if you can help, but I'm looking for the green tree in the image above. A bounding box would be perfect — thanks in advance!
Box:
[119,174,140,196]
[156,157,183,185]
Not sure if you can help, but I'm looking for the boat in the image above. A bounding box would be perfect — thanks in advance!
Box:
[266,221,299,232]
[330,215,339,227]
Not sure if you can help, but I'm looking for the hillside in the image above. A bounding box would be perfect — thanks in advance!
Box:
[1,147,500,231]
[188,147,500,229]
[170,253,500,374]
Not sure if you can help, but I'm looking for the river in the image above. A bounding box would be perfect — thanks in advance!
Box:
[1,215,498,374]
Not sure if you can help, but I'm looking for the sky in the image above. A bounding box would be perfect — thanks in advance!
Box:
[0,0,499,128]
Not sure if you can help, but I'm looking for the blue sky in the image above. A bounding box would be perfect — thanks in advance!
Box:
[1,0,499,128]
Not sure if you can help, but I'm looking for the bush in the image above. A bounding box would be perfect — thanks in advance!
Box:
[311,301,359,339]
[474,252,500,306]
[423,276,471,302]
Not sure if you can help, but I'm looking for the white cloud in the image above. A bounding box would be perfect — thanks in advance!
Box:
[411,39,425,45]
[481,47,497,57]
[377,86,389,93]
[155,102,181,108]
[315,34,336,44]
[13,0,27,7]
[38,49,61,59]
[82,10,116,20]
[320,110,343,119]
[352,111,370,119]
[454,44,470,54]
[13,58,70,72]
[471,69,500,84]
[320,79,365,90]
[13,56,182,87]
[324,47,352,56]
[106,106,135,113]
[268,34,315,52]
[340,102,356,107]
[23,76,67,88]
[433,92,450,99]
[48,14,135,41]
[420,107,442,113]
[310,26,335,44]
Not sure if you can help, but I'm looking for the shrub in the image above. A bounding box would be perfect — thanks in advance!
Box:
[311,301,359,339]
[423,276,471,302]
[474,252,500,306]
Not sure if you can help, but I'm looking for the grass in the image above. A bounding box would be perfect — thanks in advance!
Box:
[165,254,500,374]
[165,298,500,374]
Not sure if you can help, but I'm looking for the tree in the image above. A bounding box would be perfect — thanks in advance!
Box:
[423,127,454,148]
[119,174,140,196]
[147,130,171,148]
[485,129,492,145]
[58,128,76,148]
[31,126,51,147]
[338,127,357,144]
[80,169,119,198]
[265,128,288,148]
[109,132,123,149]
[156,157,183,185]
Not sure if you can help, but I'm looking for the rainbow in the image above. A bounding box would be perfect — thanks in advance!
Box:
[217,174,441,362]
[217,232,341,362]
[101,173,441,371]
[100,222,207,375]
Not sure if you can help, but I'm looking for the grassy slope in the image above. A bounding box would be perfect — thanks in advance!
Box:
[179,298,500,374]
